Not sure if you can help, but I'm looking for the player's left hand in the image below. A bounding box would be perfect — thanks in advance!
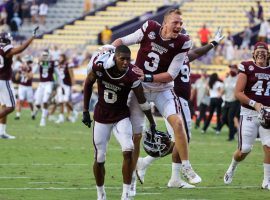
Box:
[213,27,225,44]
[32,26,39,38]
[132,66,144,80]
[82,111,92,128]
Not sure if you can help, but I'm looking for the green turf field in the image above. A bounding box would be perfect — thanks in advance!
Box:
[0,112,269,200]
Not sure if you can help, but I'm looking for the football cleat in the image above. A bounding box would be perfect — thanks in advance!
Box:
[182,166,202,184]
[14,116,20,120]
[97,192,106,200]
[262,180,270,190]
[224,168,235,184]
[55,118,64,124]
[121,192,130,200]
[129,172,137,197]
[167,178,195,188]
[0,133,16,139]
[136,157,147,184]
[40,118,46,127]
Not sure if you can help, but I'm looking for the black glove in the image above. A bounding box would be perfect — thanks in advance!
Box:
[82,111,92,128]
[32,26,39,37]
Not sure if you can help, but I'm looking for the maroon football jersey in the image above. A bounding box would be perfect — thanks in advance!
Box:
[239,61,270,109]
[135,20,191,74]
[58,62,73,86]
[0,45,13,81]
[19,64,32,86]
[39,60,56,82]
[173,56,191,100]
[92,64,140,124]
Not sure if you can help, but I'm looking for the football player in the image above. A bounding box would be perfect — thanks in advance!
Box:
[135,28,224,189]
[14,55,35,120]
[82,45,156,200]
[112,9,198,193]
[55,53,76,123]
[0,27,38,139]
[34,49,60,126]
[224,42,270,190]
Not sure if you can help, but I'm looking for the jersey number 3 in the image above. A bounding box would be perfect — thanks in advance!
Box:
[144,52,160,72]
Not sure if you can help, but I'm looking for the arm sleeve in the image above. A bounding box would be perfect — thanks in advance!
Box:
[167,52,187,79]
[120,29,144,46]
[238,63,245,72]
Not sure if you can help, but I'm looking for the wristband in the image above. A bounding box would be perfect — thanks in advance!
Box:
[248,100,256,108]
[144,74,154,82]
[210,41,218,47]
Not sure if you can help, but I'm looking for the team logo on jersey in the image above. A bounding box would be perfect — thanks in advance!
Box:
[169,43,174,48]
[96,71,103,77]
[148,31,156,40]
[248,65,254,71]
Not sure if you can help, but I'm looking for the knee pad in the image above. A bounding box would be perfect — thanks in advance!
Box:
[241,144,253,153]
[95,150,106,163]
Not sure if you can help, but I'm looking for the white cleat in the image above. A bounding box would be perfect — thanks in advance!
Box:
[0,133,16,139]
[224,168,235,184]
[121,192,131,200]
[167,179,195,188]
[40,118,46,127]
[55,118,64,124]
[262,180,270,190]
[182,166,202,184]
[129,172,137,197]
[136,157,147,184]
[97,192,106,200]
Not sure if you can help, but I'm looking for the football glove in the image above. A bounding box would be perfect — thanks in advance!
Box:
[82,111,92,128]
[213,27,225,44]
[32,26,39,38]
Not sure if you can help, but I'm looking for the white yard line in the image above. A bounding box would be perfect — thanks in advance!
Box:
[0,185,259,190]
[0,177,29,179]
[28,182,66,184]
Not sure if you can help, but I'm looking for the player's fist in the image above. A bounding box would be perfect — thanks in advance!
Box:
[82,111,92,128]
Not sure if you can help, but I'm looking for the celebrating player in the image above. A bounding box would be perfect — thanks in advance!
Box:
[0,27,38,139]
[224,42,270,190]
[82,45,156,200]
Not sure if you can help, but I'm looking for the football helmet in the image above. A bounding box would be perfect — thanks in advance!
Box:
[22,55,33,64]
[0,32,12,47]
[143,129,173,157]
[41,50,50,61]
[258,107,270,129]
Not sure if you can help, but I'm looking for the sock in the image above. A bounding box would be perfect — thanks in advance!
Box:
[59,114,64,121]
[171,162,182,180]
[2,124,6,134]
[96,185,105,198]
[122,184,131,198]
[230,158,239,171]
[0,124,4,135]
[182,160,190,168]
[41,109,48,118]
[263,163,270,182]
[143,156,158,167]
[16,112,20,117]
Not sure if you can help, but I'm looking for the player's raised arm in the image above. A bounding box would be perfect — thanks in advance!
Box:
[6,26,39,58]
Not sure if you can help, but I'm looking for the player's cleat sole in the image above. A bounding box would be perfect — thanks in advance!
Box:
[0,133,16,139]
[167,179,195,188]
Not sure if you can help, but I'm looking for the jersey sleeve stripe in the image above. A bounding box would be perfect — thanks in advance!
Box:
[238,63,245,72]
[131,80,141,88]
[3,44,13,53]
[182,40,192,50]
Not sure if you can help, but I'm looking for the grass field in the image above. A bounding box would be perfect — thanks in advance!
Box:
[0,111,269,200]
